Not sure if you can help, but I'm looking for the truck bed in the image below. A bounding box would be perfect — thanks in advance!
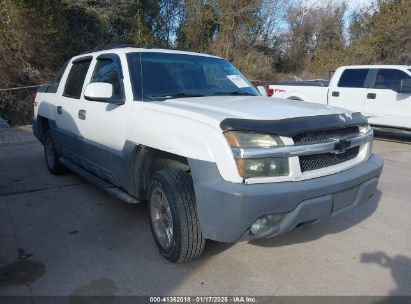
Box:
[268,82,329,104]
[275,80,330,87]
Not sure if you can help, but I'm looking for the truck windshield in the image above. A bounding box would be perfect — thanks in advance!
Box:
[127,52,259,101]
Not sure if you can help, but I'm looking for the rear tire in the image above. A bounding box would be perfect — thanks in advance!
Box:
[148,170,205,263]
[44,130,66,175]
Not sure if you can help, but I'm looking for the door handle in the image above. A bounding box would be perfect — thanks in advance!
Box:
[78,109,86,120]
[367,93,376,99]
[56,106,62,115]
[332,91,340,97]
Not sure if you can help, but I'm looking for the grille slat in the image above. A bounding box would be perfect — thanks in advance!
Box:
[293,126,360,173]
[293,126,359,144]
[299,146,359,172]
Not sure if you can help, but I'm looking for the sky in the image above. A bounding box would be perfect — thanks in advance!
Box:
[301,0,375,10]
[277,0,377,33]
[342,0,375,10]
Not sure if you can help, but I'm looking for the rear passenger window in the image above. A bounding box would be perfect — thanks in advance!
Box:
[47,60,69,93]
[63,59,92,99]
[338,69,369,88]
[374,69,411,91]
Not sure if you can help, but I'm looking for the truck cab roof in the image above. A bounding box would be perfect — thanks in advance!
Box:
[74,45,222,61]
[338,65,411,70]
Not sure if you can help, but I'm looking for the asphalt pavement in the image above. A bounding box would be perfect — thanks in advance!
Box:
[0,126,410,297]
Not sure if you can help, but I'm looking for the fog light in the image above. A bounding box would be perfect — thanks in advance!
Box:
[250,214,285,236]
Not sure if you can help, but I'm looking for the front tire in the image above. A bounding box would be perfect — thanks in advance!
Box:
[44,130,66,175]
[148,170,205,263]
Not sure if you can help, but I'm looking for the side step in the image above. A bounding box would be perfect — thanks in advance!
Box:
[372,126,411,141]
[59,158,141,204]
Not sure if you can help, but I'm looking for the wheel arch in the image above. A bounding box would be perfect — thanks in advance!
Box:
[130,145,190,200]
[35,115,51,144]
[287,96,303,101]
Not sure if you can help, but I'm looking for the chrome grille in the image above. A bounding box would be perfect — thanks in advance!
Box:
[299,146,360,172]
[293,126,360,172]
[293,126,359,144]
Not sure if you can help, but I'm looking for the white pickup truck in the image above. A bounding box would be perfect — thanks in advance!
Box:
[33,46,383,263]
[268,65,411,130]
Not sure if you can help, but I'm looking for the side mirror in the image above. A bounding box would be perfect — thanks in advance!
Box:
[257,85,267,97]
[398,79,411,94]
[84,82,113,102]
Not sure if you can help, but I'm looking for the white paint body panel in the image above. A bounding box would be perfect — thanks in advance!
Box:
[269,86,328,105]
[364,89,411,129]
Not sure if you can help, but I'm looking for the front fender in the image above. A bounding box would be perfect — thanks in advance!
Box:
[127,107,243,183]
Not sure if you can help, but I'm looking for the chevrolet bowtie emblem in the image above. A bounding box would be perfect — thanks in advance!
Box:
[333,138,351,154]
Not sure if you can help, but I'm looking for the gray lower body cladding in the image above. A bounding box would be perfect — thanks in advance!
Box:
[32,119,41,143]
[33,118,137,194]
[188,154,384,243]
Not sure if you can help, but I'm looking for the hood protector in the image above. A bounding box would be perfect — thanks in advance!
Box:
[220,112,368,137]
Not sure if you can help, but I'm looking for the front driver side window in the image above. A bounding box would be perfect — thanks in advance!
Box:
[374,69,411,91]
[91,58,123,101]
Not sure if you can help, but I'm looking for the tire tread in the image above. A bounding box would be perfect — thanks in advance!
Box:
[44,130,66,175]
[148,169,205,263]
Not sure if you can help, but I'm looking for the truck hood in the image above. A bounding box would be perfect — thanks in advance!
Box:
[148,96,351,129]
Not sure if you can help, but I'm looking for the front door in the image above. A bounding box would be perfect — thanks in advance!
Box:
[75,54,130,187]
[364,68,411,129]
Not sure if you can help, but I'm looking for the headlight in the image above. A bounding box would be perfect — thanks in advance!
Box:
[224,131,289,178]
[224,131,283,148]
[359,125,373,157]
[366,140,373,158]
[236,158,289,178]
[359,124,372,133]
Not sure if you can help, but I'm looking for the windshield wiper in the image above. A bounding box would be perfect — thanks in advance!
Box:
[213,91,257,96]
[148,92,206,100]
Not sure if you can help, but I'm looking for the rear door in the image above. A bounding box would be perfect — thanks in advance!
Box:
[53,57,92,156]
[328,68,370,113]
[364,68,411,129]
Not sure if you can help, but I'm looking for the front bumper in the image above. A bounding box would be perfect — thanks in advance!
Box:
[188,154,383,243]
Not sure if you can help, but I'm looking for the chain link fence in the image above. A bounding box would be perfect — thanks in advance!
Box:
[0,87,39,126]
